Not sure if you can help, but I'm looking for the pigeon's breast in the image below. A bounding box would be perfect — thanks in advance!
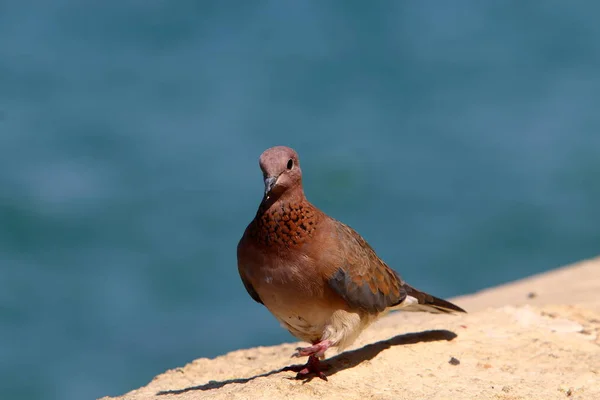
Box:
[249,259,342,342]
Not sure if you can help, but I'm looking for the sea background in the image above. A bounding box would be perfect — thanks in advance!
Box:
[1,1,599,399]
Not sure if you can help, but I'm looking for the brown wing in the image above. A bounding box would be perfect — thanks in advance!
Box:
[237,234,264,305]
[238,268,263,305]
[327,221,407,314]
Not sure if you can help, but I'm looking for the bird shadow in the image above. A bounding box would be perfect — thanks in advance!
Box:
[157,329,457,395]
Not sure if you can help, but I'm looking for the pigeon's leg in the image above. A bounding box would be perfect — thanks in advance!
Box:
[284,340,332,381]
[284,354,330,381]
[292,339,332,358]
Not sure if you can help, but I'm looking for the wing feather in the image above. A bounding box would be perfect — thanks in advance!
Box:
[327,222,407,313]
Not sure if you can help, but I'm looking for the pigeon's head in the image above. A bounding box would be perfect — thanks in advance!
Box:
[259,146,302,200]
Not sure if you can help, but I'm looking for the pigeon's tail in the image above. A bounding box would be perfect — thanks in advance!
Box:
[395,284,467,314]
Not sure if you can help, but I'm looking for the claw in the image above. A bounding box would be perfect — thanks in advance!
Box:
[286,340,333,381]
[284,355,329,381]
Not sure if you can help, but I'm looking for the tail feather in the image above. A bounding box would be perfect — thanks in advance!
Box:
[396,284,467,314]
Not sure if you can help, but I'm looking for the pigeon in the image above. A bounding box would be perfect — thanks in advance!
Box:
[237,146,465,380]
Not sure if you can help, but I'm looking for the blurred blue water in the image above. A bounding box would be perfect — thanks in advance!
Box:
[1,1,599,399]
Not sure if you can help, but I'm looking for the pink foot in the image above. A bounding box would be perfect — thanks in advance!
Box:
[283,354,330,381]
[292,340,332,358]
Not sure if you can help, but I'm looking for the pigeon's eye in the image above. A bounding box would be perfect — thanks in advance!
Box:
[286,159,294,170]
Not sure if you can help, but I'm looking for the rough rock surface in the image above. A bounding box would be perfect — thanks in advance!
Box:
[101,257,600,400]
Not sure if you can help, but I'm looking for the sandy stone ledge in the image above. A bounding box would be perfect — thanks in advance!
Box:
[101,257,600,400]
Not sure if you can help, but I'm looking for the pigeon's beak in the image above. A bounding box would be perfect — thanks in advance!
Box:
[264,176,277,196]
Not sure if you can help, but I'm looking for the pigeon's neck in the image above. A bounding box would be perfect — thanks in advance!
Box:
[251,189,321,248]
[258,186,304,213]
